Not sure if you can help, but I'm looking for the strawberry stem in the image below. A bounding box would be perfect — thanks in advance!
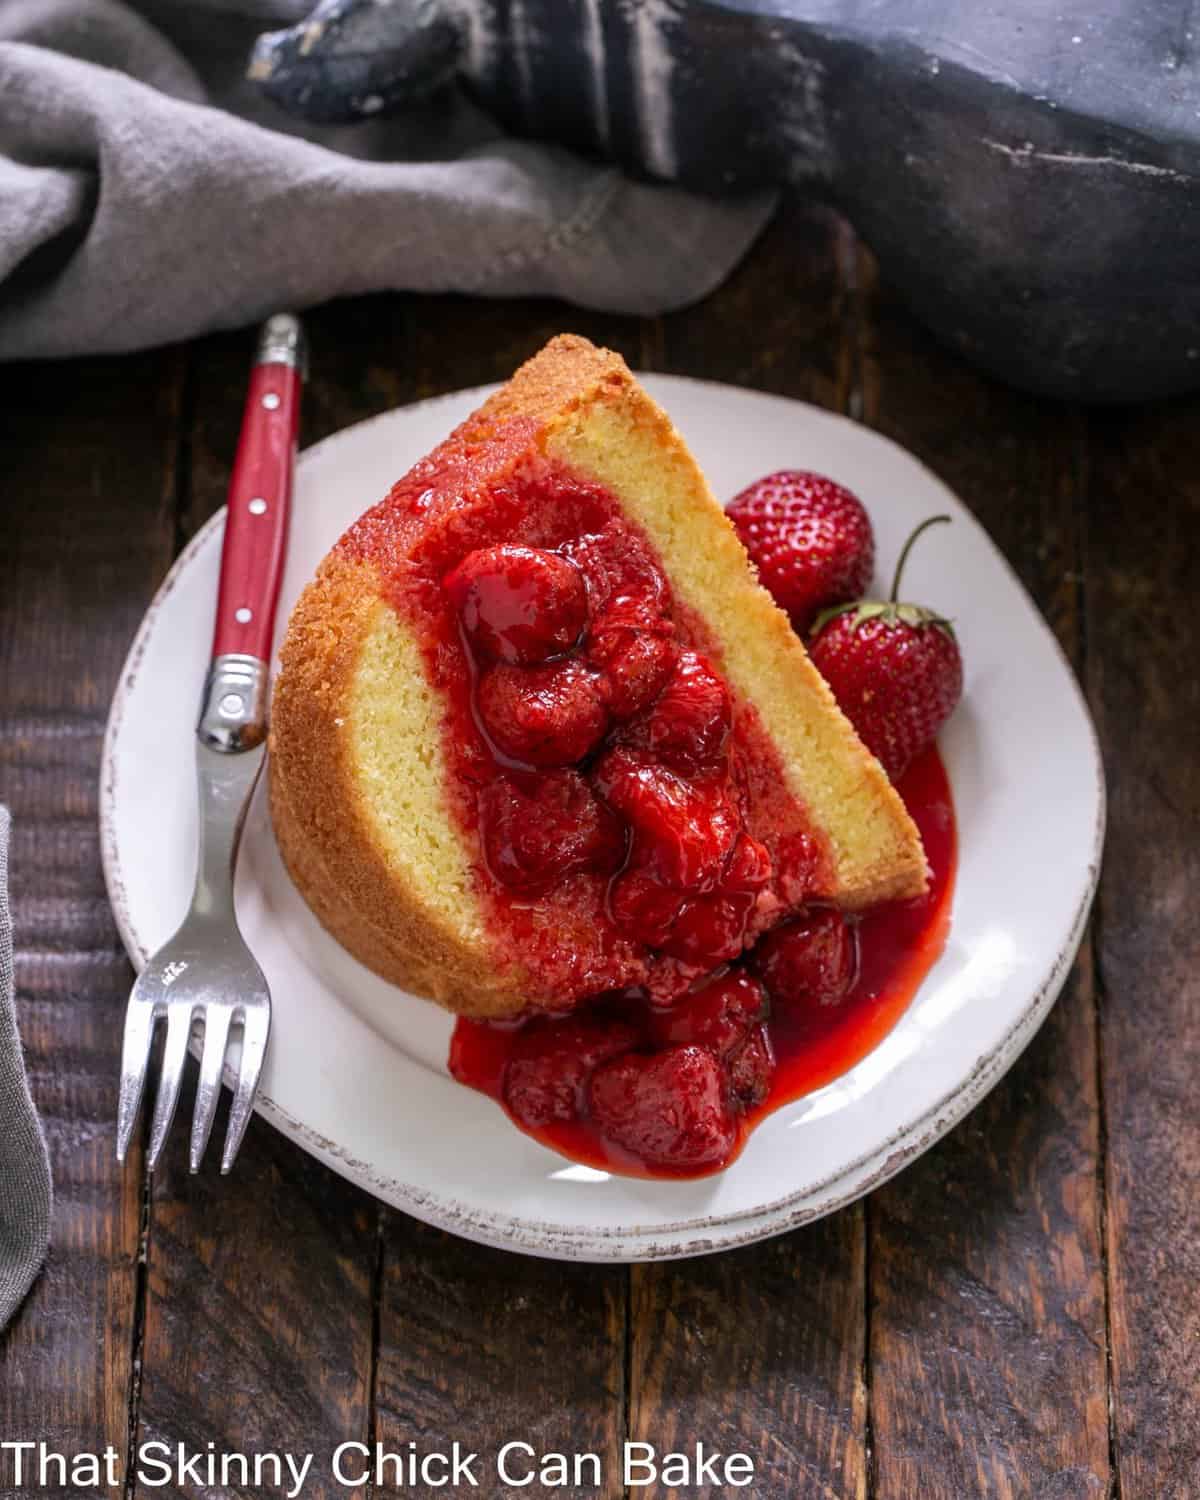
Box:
[890,515,951,603]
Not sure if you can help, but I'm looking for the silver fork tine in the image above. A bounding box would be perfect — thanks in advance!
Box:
[116,996,158,1165]
[189,1004,233,1173]
[221,1004,270,1174]
[147,1005,194,1171]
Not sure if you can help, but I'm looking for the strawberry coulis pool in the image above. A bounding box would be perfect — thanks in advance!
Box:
[451,746,955,1178]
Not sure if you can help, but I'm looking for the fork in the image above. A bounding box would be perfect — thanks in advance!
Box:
[117,313,306,1174]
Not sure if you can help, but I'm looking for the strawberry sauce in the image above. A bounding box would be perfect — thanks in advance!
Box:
[450,747,955,1178]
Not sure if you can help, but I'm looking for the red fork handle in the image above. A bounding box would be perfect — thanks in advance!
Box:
[211,317,306,662]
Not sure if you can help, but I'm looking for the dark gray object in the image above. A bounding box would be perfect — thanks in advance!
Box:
[250,0,462,121]
[251,0,1200,402]
[0,808,53,1330]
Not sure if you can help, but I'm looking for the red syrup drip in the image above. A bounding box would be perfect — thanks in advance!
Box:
[449,745,957,1179]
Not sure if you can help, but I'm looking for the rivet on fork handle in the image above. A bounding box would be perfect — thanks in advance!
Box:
[198,655,270,752]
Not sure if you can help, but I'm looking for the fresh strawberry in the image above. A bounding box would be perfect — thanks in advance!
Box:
[808,515,962,779]
[750,907,857,1011]
[444,544,587,665]
[477,659,608,767]
[727,470,875,632]
[504,1014,640,1127]
[588,1045,737,1170]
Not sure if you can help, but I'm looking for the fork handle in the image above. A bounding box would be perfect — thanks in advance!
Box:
[211,313,306,662]
[198,315,306,754]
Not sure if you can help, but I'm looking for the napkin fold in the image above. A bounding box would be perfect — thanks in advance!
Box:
[0,0,776,360]
[0,809,53,1331]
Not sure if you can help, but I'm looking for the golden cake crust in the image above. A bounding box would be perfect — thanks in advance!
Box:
[270,335,927,1020]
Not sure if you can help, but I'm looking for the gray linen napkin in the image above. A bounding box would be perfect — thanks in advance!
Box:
[0,809,53,1331]
[0,0,776,360]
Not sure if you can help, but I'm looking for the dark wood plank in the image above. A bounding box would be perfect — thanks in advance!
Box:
[857,253,1110,1496]
[375,1218,627,1499]
[132,1081,377,1500]
[624,199,869,1500]
[1086,398,1200,1497]
[629,1229,868,1500]
[0,349,182,1490]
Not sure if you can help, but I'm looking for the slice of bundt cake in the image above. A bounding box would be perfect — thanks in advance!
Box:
[270,335,926,1020]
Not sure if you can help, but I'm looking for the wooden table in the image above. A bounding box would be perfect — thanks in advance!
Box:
[1,197,1196,1499]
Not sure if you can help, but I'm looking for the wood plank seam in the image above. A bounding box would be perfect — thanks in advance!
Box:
[623,1264,637,1500]
[1093,913,1122,1500]
[363,1206,387,1500]
[120,1163,152,1500]
[1075,424,1123,1500]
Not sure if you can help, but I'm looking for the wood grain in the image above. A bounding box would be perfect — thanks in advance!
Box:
[857,251,1110,1497]
[629,1224,869,1500]
[622,199,871,1500]
[1086,399,1200,1497]
[131,1075,377,1500]
[0,351,182,1493]
[375,1216,626,1499]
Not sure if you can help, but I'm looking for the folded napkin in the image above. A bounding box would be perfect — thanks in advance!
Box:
[0,810,53,1331]
[0,0,776,360]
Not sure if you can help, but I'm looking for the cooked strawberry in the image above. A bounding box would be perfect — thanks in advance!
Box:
[727,470,875,631]
[629,649,732,774]
[563,523,671,627]
[659,890,756,966]
[723,832,773,892]
[643,955,711,1006]
[504,1014,640,1127]
[727,1023,775,1107]
[589,627,678,719]
[592,749,739,891]
[588,1045,737,1169]
[477,659,608,767]
[478,771,623,890]
[444,544,587,665]
[608,866,688,948]
[647,969,768,1057]
[808,516,962,778]
[774,831,821,904]
[750,907,857,1010]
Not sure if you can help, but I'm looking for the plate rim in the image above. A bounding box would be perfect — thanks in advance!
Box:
[100,375,1106,1261]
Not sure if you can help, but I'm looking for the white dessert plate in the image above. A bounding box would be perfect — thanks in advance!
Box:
[102,376,1104,1262]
